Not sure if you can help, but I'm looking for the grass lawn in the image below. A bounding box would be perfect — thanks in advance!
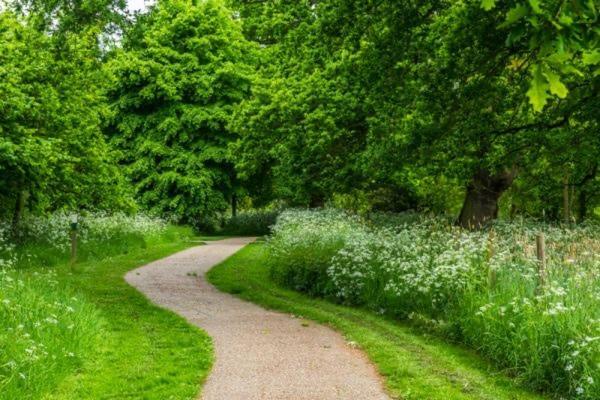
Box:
[207,242,549,400]
[24,228,213,400]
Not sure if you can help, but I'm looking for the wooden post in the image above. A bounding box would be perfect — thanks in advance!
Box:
[536,233,546,289]
[70,215,78,270]
[70,229,77,268]
[487,229,497,290]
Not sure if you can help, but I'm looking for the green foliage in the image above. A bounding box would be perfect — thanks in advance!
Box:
[208,242,546,400]
[0,220,211,400]
[221,209,279,236]
[107,0,255,223]
[230,0,599,224]
[268,210,360,295]
[0,270,101,400]
[267,210,600,399]
[0,11,132,219]
[482,0,599,111]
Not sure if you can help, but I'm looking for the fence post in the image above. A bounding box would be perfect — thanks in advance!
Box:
[536,233,546,289]
[487,229,496,290]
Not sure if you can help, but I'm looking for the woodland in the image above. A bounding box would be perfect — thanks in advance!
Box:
[1,0,598,229]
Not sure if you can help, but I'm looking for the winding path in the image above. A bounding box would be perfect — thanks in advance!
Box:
[126,238,389,400]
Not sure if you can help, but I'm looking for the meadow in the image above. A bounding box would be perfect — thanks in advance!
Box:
[0,214,211,400]
[267,210,600,399]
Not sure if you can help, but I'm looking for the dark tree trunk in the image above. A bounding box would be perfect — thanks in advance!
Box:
[231,193,237,218]
[578,190,588,222]
[577,163,597,222]
[309,194,325,208]
[563,175,571,224]
[11,191,26,236]
[458,168,516,229]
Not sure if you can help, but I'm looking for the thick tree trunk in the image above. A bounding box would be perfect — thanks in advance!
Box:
[458,168,516,229]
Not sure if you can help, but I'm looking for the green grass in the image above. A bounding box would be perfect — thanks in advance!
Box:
[207,242,548,400]
[2,226,213,400]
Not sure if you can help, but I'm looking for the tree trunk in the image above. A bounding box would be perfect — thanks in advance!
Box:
[458,168,516,229]
[309,194,325,208]
[231,193,238,218]
[11,191,27,236]
[577,163,597,222]
[563,175,571,225]
[578,190,588,222]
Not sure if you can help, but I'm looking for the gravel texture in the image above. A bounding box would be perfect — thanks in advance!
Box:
[126,238,390,400]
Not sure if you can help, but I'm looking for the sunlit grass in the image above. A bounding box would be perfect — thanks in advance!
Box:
[208,243,547,400]
[1,221,213,400]
[265,210,599,399]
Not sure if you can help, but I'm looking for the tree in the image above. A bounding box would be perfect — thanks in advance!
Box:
[0,11,131,228]
[107,0,255,226]
[230,0,599,226]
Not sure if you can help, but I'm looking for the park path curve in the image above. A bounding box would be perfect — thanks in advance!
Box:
[125,237,390,400]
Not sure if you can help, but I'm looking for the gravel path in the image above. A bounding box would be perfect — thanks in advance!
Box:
[126,238,390,400]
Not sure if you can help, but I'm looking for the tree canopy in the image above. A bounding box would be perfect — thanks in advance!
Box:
[106,0,254,226]
[0,10,130,226]
[0,0,598,228]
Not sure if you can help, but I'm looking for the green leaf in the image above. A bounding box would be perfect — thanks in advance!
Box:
[527,65,550,112]
[582,50,600,65]
[499,5,529,28]
[559,64,584,77]
[481,0,496,11]
[543,69,568,98]
[528,0,542,13]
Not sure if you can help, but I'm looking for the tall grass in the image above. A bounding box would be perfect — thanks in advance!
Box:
[0,213,172,399]
[0,269,101,399]
[267,209,600,399]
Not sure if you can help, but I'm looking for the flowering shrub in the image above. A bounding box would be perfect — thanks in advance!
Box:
[268,209,362,295]
[1,212,168,269]
[268,210,600,399]
[13,212,167,251]
[0,226,15,269]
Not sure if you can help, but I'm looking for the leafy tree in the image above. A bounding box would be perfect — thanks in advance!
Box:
[230,0,599,226]
[7,0,128,34]
[0,11,132,227]
[107,0,255,226]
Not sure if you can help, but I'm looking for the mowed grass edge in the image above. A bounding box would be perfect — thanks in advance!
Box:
[43,228,213,400]
[207,242,548,400]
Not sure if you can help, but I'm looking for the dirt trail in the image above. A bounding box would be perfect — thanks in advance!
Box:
[126,238,390,400]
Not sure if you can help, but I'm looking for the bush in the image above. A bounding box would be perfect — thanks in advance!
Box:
[268,209,361,296]
[267,209,600,399]
[6,212,167,268]
[222,210,280,236]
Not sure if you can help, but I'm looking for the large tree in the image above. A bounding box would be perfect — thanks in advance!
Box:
[230,0,599,225]
[107,0,255,226]
[0,11,130,227]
